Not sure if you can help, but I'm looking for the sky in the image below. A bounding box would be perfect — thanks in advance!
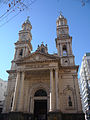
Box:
[0,0,90,80]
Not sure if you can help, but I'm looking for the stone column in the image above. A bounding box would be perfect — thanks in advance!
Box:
[60,45,63,56]
[11,72,20,111]
[17,71,25,111]
[50,69,55,111]
[57,46,60,56]
[67,43,70,55]
[55,69,59,110]
[30,97,33,113]
[58,44,60,56]
[59,43,62,56]
[70,43,72,54]
[23,47,25,57]
[17,49,20,59]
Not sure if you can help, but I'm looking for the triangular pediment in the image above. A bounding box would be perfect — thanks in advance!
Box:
[16,51,59,64]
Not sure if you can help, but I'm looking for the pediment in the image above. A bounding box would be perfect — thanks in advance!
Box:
[16,52,59,64]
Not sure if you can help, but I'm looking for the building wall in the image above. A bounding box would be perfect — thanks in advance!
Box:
[4,67,82,114]
[0,79,7,113]
[3,73,16,112]
[79,53,90,120]
[59,69,82,113]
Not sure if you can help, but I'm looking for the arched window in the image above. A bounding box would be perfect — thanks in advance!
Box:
[11,97,13,108]
[63,45,67,56]
[19,49,23,56]
[68,96,72,107]
[34,89,47,97]
[41,48,45,53]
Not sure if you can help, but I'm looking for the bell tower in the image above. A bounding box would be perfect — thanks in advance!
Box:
[55,13,75,66]
[14,16,32,60]
[11,17,32,70]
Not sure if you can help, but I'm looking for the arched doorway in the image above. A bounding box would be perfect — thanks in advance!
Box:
[34,89,47,120]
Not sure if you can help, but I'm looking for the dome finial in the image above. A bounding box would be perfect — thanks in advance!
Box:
[27,16,30,21]
[59,11,64,18]
[25,16,31,24]
[60,11,62,16]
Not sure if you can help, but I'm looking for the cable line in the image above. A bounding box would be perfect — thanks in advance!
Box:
[0,10,22,28]
[0,0,38,27]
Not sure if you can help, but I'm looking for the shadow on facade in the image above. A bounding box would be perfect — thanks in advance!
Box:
[0,112,85,120]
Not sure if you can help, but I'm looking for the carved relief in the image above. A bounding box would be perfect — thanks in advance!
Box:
[25,64,49,69]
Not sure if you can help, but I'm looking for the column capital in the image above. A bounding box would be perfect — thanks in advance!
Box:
[49,67,58,71]
[72,74,77,78]
[49,68,54,71]
[17,69,25,73]
[16,71,20,73]
[54,68,58,71]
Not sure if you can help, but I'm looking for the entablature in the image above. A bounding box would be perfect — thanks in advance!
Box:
[56,38,72,44]
[16,61,59,72]
[59,65,79,72]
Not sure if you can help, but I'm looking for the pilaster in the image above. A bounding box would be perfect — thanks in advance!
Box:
[11,71,20,111]
[50,69,55,111]
[55,68,59,110]
[17,72,25,111]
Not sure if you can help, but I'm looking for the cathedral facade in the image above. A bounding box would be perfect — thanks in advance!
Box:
[3,14,85,120]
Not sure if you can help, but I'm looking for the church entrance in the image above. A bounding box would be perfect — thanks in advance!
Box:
[34,89,47,120]
[34,100,47,120]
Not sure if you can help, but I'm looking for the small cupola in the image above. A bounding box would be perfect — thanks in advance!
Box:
[56,12,67,26]
[22,16,32,31]
[18,16,32,42]
[14,17,33,60]
[36,42,48,54]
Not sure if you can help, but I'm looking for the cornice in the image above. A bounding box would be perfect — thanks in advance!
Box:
[56,36,72,41]
[15,40,30,45]
[15,59,60,65]
[7,70,16,74]
[59,65,79,72]
[60,55,75,58]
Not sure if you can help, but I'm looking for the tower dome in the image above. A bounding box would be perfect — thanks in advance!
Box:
[56,12,67,26]
[22,16,32,31]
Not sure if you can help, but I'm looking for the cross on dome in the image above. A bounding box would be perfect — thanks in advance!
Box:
[59,11,64,18]
[25,16,31,24]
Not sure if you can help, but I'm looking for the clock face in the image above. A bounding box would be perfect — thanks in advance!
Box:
[63,58,70,66]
